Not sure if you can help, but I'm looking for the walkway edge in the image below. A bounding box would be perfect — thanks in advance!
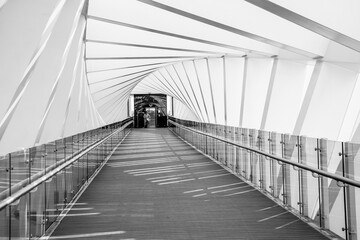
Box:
[168,127,337,240]
[40,129,132,240]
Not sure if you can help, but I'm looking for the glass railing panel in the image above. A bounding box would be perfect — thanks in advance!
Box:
[210,124,215,158]
[0,205,9,239]
[299,136,319,222]
[234,127,241,175]
[214,125,221,163]
[221,125,226,166]
[64,164,73,205]
[29,145,45,180]
[325,175,346,239]
[249,129,258,186]
[213,124,218,160]
[241,128,251,180]
[45,176,56,229]
[320,139,345,239]
[65,136,73,159]
[88,150,97,177]
[45,143,56,168]
[10,192,29,239]
[269,132,284,200]
[72,135,79,155]
[344,141,360,238]
[10,150,30,192]
[201,123,206,152]
[55,170,66,211]
[29,182,46,239]
[72,161,80,196]
[283,134,300,211]
[80,155,87,185]
[0,154,9,196]
[261,131,272,193]
[228,126,236,172]
[257,130,266,190]
[55,140,65,167]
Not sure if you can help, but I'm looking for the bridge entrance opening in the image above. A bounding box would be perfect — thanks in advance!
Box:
[134,94,167,128]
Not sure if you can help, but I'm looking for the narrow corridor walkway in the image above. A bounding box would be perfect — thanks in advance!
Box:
[50,128,329,240]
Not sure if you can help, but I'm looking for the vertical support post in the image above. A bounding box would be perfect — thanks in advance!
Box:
[8,153,11,240]
[281,134,286,204]
[341,142,349,240]
[297,136,304,215]
[283,134,292,206]
[319,138,329,229]
[344,142,358,239]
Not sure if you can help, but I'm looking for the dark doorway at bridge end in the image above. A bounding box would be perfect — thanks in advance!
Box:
[134,94,167,128]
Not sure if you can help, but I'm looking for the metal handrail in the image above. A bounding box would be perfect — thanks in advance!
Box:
[0,120,133,211]
[168,119,360,188]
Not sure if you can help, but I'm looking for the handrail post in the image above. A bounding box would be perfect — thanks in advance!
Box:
[318,138,329,230]
[9,153,12,240]
[344,141,358,240]
[341,142,349,240]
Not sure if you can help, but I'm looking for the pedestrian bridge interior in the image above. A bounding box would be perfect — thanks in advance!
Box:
[1,0,360,239]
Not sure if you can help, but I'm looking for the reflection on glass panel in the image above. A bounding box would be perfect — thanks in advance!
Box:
[0,206,9,239]
[30,183,45,238]
[241,128,250,180]
[65,164,73,205]
[72,162,80,196]
[65,136,73,160]
[283,134,300,211]
[327,177,346,239]
[10,193,28,239]
[344,142,360,238]
[0,154,9,196]
[235,127,241,175]
[228,126,236,172]
[29,145,45,179]
[320,139,346,238]
[257,131,266,190]
[45,176,56,229]
[249,129,259,186]
[46,143,56,168]
[300,137,319,222]
[270,132,283,200]
[261,131,272,193]
[11,150,30,192]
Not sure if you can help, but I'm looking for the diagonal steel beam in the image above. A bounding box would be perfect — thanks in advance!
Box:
[137,0,320,58]
[245,0,360,53]
[86,39,225,55]
[89,67,158,85]
[87,15,270,57]
[181,62,205,122]
[86,56,199,60]
[192,60,210,123]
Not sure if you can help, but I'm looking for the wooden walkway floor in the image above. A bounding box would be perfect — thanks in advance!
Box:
[50,128,329,240]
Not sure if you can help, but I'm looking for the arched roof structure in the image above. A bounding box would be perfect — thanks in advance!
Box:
[0,0,360,155]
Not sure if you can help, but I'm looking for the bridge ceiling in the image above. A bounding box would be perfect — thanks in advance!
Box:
[86,0,360,124]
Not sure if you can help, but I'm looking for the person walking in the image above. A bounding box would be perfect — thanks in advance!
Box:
[144,111,151,128]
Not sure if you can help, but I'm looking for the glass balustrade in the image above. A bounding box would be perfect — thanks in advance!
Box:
[0,118,133,239]
[168,116,360,240]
